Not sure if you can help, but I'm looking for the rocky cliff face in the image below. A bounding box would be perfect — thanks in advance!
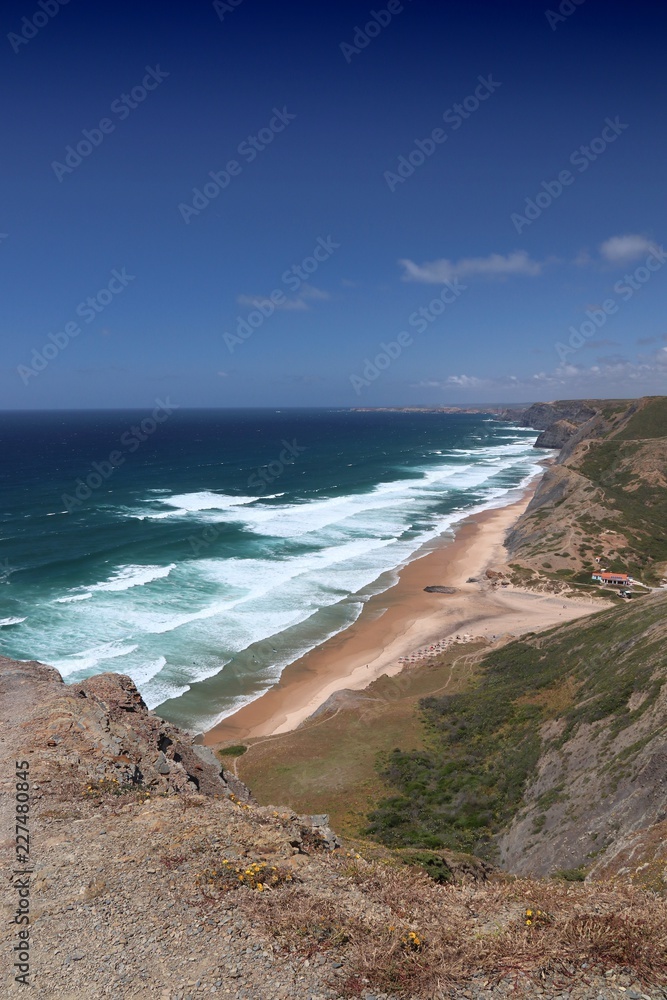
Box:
[0,656,252,802]
[487,398,667,883]
[0,656,349,999]
[502,396,667,588]
[506,399,599,429]
[499,399,600,447]
[495,591,667,881]
[532,418,579,449]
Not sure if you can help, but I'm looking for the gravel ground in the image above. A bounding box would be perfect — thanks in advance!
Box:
[2,657,665,1000]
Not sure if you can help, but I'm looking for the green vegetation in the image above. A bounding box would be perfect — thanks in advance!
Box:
[237,649,479,837]
[364,594,667,859]
[397,850,454,883]
[217,744,248,757]
[553,866,588,882]
[563,396,667,584]
[507,397,666,588]
[536,784,566,810]
[576,436,667,583]
[599,400,635,421]
[613,396,667,439]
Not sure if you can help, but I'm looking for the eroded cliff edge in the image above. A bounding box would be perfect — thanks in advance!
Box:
[498,396,667,588]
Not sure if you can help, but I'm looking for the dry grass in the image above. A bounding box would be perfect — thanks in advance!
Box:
[515,674,581,714]
[244,854,667,995]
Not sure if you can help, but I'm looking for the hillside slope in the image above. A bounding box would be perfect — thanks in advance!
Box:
[3,655,667,998]
[502,395,667,588]
[496,591,667,878]
[364,592,667,883]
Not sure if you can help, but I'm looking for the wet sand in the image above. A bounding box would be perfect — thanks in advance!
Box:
[205,476,605,745]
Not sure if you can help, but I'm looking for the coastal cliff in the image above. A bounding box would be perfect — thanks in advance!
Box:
[502,395,667,587]
[0,659,667,1000]
[499,399,599,446]
[3,397,667,998]
[4,647,667,998]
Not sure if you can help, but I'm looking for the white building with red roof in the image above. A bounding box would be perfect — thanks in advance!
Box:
[591,571,634,586]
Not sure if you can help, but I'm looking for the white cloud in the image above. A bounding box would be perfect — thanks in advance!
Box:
[299,284,330,302]
[237,294,306,312]
[399,258,456,283]
[411,349,667,395]
[446,375,485,388]
[599,234,655,264]
[237,284,330,313]
[399,250,542,284]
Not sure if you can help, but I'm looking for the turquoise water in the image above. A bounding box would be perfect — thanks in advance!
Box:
[0,408,541,730]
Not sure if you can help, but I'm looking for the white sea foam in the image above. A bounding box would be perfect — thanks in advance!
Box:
[16,435,542,726]
[153,599,368,726]
[143,680,191,710]
[0,616,26,626]
[51,641,139,676]
[147,491,257,516]
[130,655,167,689]
[87,564,176,593]
[125,439,538,541]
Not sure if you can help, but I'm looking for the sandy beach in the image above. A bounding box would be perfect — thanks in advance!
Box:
[206,474,606,745]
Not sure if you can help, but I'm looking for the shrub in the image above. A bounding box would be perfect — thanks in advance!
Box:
[218,744,248,756]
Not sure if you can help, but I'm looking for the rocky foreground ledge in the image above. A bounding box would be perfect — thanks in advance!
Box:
[2,657,666,999]
[0,657,253,800]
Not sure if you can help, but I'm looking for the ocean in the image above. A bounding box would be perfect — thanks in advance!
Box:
[0,408,541,732]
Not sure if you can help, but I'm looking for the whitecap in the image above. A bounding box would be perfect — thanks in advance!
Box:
[130,655,167,688]
[50,641,139,676]
[87,564,176,593]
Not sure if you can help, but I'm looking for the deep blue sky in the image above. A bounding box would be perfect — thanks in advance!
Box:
[1,0,666,408]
